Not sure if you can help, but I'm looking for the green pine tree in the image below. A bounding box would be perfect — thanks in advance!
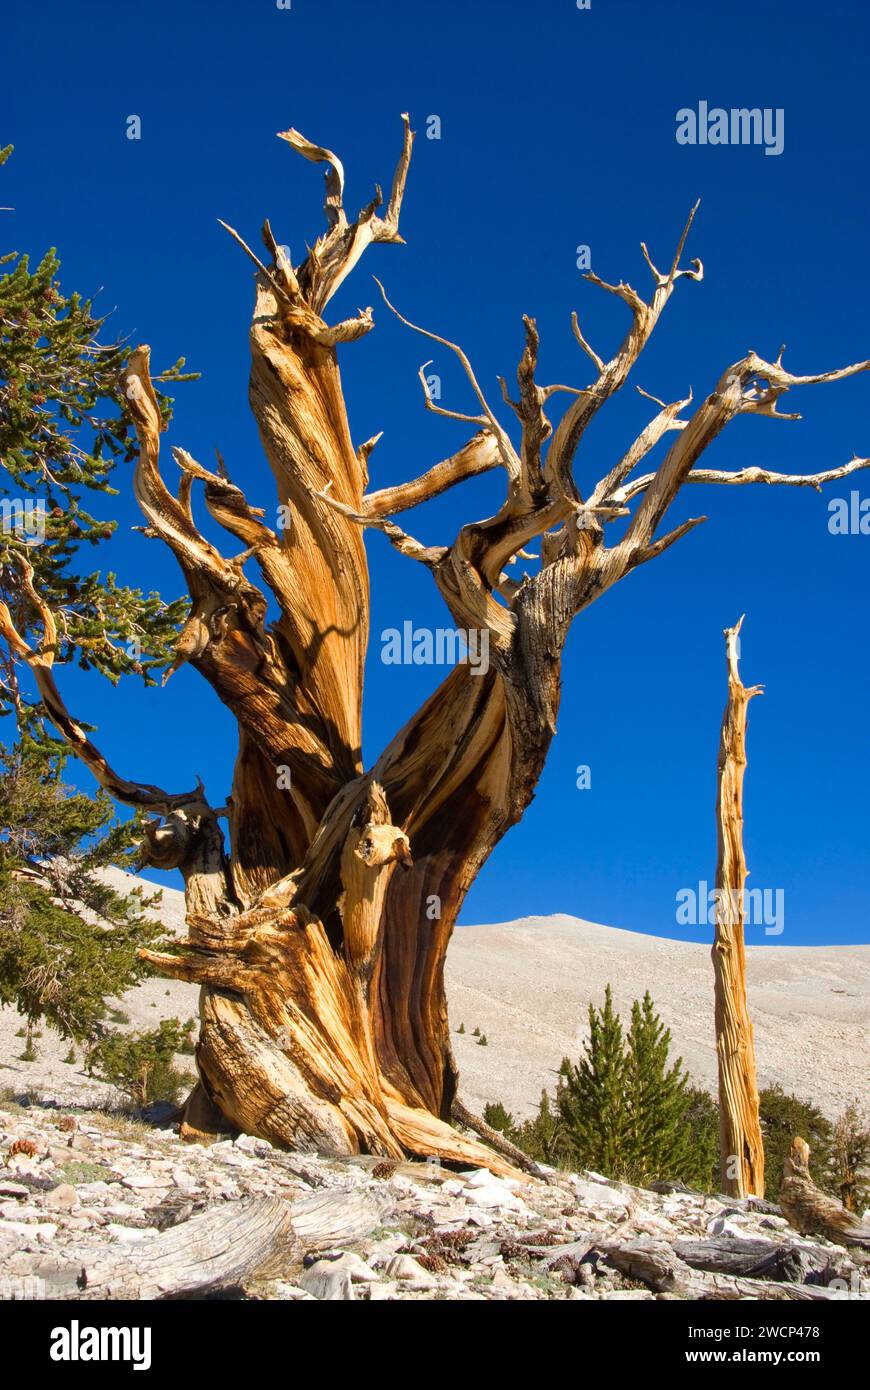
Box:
[86,1017,196,1109]
[623,990,696,1183]
[483,990,721,1186]
[483,1100,516,1136]
[483,1090,566,1166]
[517,1090,566,1165]
[0,741,167,1041]
[556,984,630,1176]
[681,1084,721,1192]
[0,146,194,1050]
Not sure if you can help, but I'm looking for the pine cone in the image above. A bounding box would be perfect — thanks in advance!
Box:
[8,1138,39,1159]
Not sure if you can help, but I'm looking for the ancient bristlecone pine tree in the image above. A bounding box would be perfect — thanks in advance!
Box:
[4,118,869,1173]
[712,617,765,1198]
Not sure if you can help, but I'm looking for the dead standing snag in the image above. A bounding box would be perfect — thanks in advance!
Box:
[712,617,764,1198]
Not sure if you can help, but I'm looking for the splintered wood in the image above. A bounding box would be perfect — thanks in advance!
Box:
[712,617,765,1198]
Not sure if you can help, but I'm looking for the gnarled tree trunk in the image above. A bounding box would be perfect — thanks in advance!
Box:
[6,117,868,1175]
[712,618,765,1198]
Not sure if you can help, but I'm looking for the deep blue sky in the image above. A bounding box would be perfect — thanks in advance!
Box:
[2,0,868,945]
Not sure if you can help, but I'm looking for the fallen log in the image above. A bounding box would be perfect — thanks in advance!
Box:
[599,1238,850,1300]
[452,1097,551,1180]
[537,1239,596,1269]
[289,1187,392,1248]
[75,1197,295,1300]
[671,1236,827,1283]
[40,1189,391,1300]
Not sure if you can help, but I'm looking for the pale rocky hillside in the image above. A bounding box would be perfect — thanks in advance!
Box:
[447,914,869,1121]
[1,876,867,1122]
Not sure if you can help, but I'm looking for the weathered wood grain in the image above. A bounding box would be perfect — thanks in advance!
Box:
[712,618,765,1198]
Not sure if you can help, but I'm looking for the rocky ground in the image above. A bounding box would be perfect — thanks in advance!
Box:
[1,1092,867,1302]
[2,873,866,1301]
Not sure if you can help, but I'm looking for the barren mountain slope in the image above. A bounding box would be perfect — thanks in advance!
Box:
[448,914,869,1119]
[1,877,866,1121]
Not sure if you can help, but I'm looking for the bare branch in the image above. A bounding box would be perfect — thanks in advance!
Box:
[417,359,488,426]
[374,278,521,483]
[121,348,266,607]
[545,205,704,497]
[745,349,870,390]
[382,112,413,235]
[315,485,447,565]
[364,432,501,518]
[276,129,346,228]
[307,306,375,346]
[570,310,604,371]
[620,366,748,552]
[667,200,704,286]
[639,240,660,282]
[619,455,870,502]
[628,514,707,568]
[353,433,382,490]
[217,220,295,306]
[589,387,693,506]
[514,315,552,487]
[540,382,586,401]
[636,386,669,409]
[739,388,801,422]
[222,210,377,351]
[279,114,415,313]
[261,218,300,297]
[0,558,199,812]
[584,270,647,316]
[171,448,279,550]
[620,348,870,557]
